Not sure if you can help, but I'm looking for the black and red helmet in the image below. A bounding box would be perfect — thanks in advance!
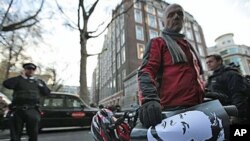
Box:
[91,108,130,141]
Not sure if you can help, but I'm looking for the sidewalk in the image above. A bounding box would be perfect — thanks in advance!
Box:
[0,129,9,139]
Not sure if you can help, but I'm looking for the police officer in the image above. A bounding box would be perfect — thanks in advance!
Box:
[3,63,50,141]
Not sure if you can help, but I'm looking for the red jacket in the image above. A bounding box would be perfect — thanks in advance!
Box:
[137,37,204,107]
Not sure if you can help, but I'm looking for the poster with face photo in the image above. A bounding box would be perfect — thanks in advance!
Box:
[146,100,230,141]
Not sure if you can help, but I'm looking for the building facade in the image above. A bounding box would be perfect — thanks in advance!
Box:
[91,0,208,109]
[207,33,250,75]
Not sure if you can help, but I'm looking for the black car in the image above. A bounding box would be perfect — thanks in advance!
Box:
[0,92,98,131]
[39,92,98,130]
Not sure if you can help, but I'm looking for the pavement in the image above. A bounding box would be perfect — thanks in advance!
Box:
[0,129,9,139]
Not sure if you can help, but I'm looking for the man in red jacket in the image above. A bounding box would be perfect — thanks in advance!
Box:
[137,3,205,128]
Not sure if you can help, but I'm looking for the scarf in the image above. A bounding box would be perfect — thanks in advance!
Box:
[161,28,187,64]
[161,28,203,74]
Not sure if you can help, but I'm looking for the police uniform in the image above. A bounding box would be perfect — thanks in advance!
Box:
[3,63,50,141]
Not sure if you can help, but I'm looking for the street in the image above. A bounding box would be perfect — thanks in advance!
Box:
[0,128,94,141]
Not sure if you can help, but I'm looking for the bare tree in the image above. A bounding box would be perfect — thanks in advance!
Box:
[45,67,64,92]
[76,0,138,104]
[0,0,49,93]
[0,0,45,32]
[53,0,139,104]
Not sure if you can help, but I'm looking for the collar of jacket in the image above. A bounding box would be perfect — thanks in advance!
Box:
[21,75,35,80]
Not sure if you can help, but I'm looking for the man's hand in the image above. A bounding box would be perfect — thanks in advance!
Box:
[139,101,162,128]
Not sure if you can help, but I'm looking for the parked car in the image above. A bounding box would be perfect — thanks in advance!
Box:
[0,92,11,130]
[0,92,98,131]
[39,92,98,130]
[0,92,11,105]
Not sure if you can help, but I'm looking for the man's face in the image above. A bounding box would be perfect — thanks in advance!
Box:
[164,5,184,32]
[206,57,222,71]
[24,68,36,77]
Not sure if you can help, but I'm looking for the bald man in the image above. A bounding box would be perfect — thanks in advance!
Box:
[137,3,204,128]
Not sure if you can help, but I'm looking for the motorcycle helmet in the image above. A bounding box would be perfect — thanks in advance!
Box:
[91,108,130,141]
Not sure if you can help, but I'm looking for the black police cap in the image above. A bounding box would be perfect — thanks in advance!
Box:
[23,63,37,70]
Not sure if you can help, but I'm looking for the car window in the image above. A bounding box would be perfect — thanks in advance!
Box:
[65,97,82,108]
[43,97,64,108]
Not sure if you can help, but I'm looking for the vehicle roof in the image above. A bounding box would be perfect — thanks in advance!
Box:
[49,91,92,109]
[50,91,79,97]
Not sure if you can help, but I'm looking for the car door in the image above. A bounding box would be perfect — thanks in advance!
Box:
[40,94,71,128]
[64,96,87,127]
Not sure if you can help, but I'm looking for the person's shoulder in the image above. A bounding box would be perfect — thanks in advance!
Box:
[223,66,240,73]
[5,75,21,80]
[149,36,164,42]
[149,36,166,47]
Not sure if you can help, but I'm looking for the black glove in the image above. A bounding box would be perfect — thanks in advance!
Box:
[139,101,162,128]
[205,92,228,102]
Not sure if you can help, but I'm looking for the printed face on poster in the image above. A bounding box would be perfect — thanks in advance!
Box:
[147,100,230,141]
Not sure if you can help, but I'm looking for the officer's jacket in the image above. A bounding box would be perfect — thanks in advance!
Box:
[3,75,50,106]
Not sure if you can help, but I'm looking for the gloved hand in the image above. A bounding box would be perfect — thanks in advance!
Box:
[205,92,228,101]
[139,101,162,128]
[36,79,44,87]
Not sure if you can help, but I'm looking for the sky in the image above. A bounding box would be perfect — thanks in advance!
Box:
[29,0,250,87]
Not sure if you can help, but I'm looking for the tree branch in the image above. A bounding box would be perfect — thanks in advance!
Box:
[0,0,14,31]
[88,0,138,38]
[1,0,45,32]
[87,0,100,18]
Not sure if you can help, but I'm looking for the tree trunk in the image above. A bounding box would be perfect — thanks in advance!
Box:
[79,32,89,104]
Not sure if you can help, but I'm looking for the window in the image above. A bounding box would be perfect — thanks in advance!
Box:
[228,48,238,54]
[147,14,157,28]
[195,32,201,43]
[157,10,163,17]
[135,25,144,41]
[117,53,121,69]
[185,30,193,40]
[193,24,199,31]
[117,38,120,52]
[121,47,126,64]
[122,69,126,80]
[112,60,116,73]
[121,30,125,46]
[146,4,155,15]
[220,50,228,56]
[112,50,116,61]
[117,74,121,90]
[113,78,116,91]
[158,18,164,30]
[65,97,81,108]
[197,45,205,57]
[134,0,141,9]
[184,22,191,28]
[137,43,145,59]
[134,9,142,23]
[149,29,158,39]
[43,97,64,108]
[119,15,124,29]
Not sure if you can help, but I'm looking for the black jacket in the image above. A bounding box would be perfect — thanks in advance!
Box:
[3,75,50,106]
[206,65,247,117]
